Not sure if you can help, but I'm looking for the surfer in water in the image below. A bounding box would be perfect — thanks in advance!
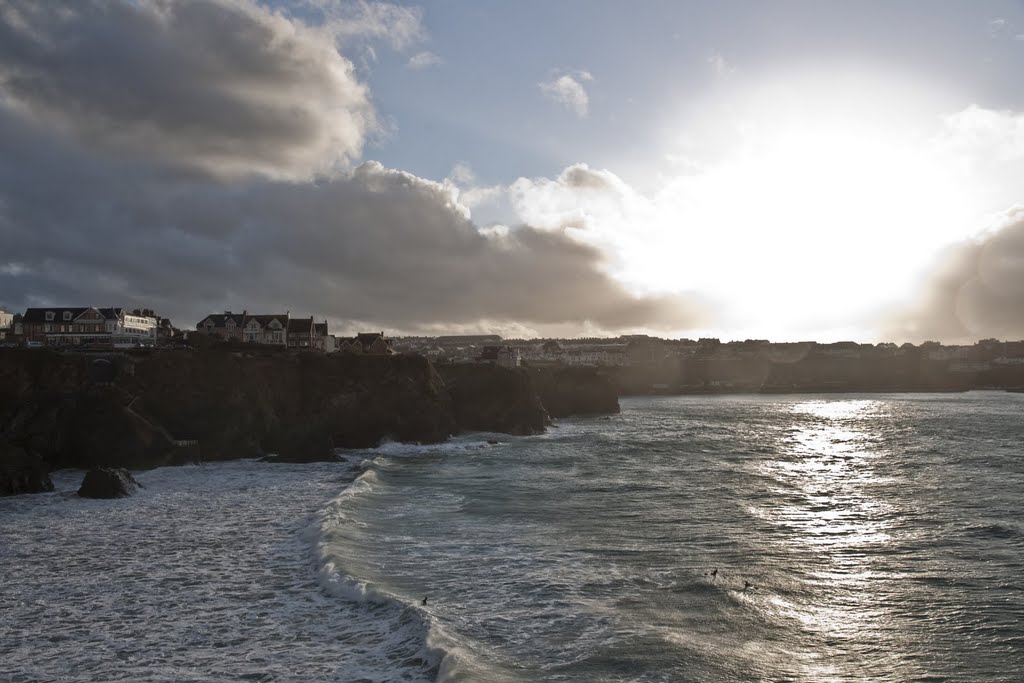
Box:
[743,581,753,592]
[421,596,428,606]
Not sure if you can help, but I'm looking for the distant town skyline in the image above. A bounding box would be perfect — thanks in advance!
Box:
[2,1,1024,343]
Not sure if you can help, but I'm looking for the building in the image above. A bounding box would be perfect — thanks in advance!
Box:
[286,316,315,349]
[195,311,247,342]
[241,314,288,345]
[313,321,333,352]
[337,331,394,355]
[195,311,288,346]
[0,308,12,341]
[478,345,521,368]
[20,307,157,347]
[156,318,178,343]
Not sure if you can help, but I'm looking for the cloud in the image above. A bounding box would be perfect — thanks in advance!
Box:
[444,162,504,211]
[509,163,644,235]
[881,208,1024,343]
[406,51,442,70]
[291,0,424,50]
[538,70,593,117]
[707,53,734,76]
[938,105,1024,161]
[0,0,375,181]
[0,16,705,338]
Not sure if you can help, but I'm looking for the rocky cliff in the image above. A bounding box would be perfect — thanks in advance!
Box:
[436,364,549,435]
[1,350,615,491]
[527,366,620,418]
[0,439,53,496]
[0,349,455,475]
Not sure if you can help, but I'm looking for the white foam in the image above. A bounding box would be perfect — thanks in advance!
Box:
[0,460,441,682]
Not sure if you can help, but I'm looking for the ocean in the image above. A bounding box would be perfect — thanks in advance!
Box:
[2,392,1022,682]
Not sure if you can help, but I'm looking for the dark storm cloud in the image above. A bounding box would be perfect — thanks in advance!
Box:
[0,0,705,333]
[0,0,373,180]
[882,209,1024,343]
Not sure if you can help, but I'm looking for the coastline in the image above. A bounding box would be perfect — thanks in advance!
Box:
[0,348,619,494]
[0,456,443,682]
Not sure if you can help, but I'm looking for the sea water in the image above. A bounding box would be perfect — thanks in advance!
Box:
[3,393,1023,681]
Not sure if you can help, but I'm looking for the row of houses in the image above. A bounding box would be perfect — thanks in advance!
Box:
[195,311,393,354]
[196,311,328,349]
[2,307,161,348]
[0,305,393,355]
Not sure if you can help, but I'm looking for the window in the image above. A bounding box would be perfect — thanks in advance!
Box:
[45,311,55,321]
[63,311,72,321]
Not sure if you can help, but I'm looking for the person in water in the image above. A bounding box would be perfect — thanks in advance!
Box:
[743,581,752,592]
[421,596,428,606]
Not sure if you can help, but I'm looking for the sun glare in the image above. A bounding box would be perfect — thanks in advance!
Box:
[610,71,982,340]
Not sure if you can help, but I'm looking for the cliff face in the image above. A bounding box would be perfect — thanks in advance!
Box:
[527,366,620,418]
[121,351,455,461]
[0,350,617,492]
[0,439,53,496]
[0,349,454,471]
[437,364,549,435]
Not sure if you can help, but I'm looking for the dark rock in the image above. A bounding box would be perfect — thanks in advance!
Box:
[0,349,454,468]
[78,467,141,498]
[268,427,336,463]
[0,350,566,470]
[528,366,620,417]
[437,365,548,435]
[0,439,54,496]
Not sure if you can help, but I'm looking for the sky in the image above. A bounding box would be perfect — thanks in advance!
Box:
[2,0,1024,343]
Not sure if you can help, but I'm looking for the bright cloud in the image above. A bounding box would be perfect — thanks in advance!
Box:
[707,53,735,76]
[882,207,1024,343]
[509,75,1024,341]
[539,70,593,117]
[406,51,443,69]
[939,105,1024,161]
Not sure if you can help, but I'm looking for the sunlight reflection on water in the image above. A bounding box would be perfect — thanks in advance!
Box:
[754,399,902,677]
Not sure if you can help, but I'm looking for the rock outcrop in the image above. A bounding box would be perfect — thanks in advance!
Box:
[78,467,141,498]
[0,350,618,483]
[0,439,54,496]
[437,364,549,435]
[528,366,620,417]
[0,349,455,469]
[112,351,455,463]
